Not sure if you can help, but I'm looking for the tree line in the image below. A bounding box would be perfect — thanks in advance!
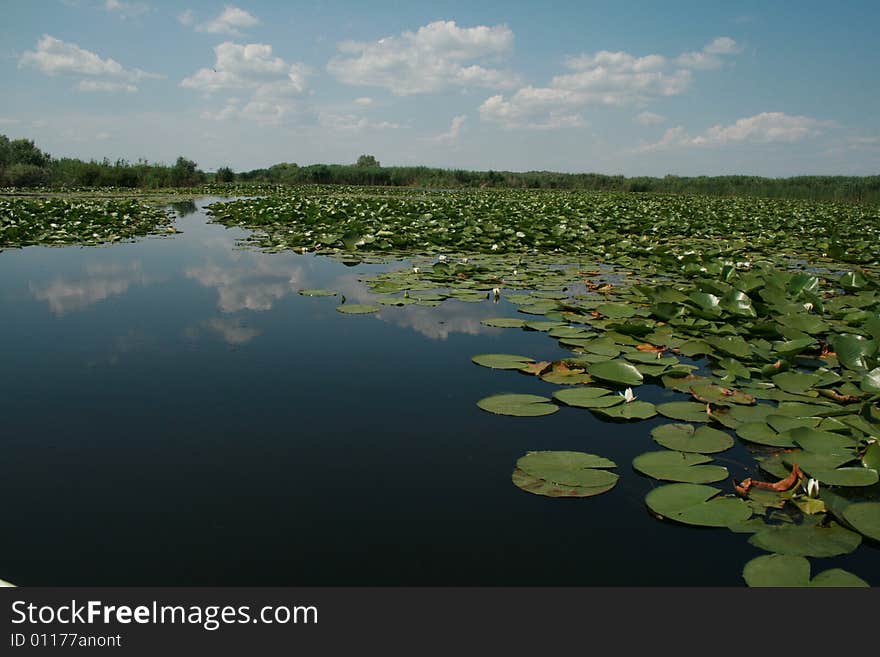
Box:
[3,135,879,203]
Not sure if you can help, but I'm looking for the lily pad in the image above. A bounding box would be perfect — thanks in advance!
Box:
[656,401,711,423]
[472,354,534,370]
[748,522,861,557]
[512,450,618,498]
[336,304,380,314]
[645,483,751,527]
[481,318,527,328]
[633,451,728,483]
[298,288,337,297]
[552,387,619,408]
[743,554,868,587]
[586,360,644,386]
[477,394,559,417]
[651,424,734,453]
[592,400,657,420]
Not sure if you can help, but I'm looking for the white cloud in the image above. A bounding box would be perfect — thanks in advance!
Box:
[431,115,467,142]
[638,112,833,151]
[182,42,309,124]
[327,20,520,95]
[480,42,714,129]
[103,0,150,19]
[318,112,400,131]
[178,9,195,26]
[19,35,160,92]
[195,6,259,36]
[634,111,665,125]
[181,42,307,93]
[354,96,374,107]
[676,36,741,70]
[77,79,137,93]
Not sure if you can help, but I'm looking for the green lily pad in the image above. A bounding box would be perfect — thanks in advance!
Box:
[645,483,751,527]
[481,318,527,328]
[736,422,794,447]
[512,450,618,497]
[748,522,861,557]
[743,554,868,587]
[586,360,644,385]
[298,288,337,296]
[336,304,380,314]
[772,371,821,393]
[552,387,618,408]
[477,394,559,417]
[592,400,657,420]
[656,401,711,423]
[651,424,734,453]
[633,451,728,484]
[472,354,535,370]
[808,467,878,487]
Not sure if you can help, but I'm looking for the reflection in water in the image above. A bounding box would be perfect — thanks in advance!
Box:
[187,317,262,345]
[185,258,303,313]
[29,262,148,315]
[170,200,199,217]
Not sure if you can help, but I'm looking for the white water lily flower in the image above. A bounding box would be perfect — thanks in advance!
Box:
[491,244,499,251]
[438,255,447,261]
[513,269,518,276]
[803,302,814,312]
[806,478,820,498]
[491,287,501,300]
[412,266,420,273]
[618,387,637,403]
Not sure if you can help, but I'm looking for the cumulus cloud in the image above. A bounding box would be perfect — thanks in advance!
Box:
[77,80,137,93]
[634,111,665,125]
[327,20,520,95]
[195,6,259,36]
[431,115,467,142]
[103,0,151,19]
[318,112,400,131]
[481,37,739,130]
[178,9,195,26]
[676,36,742,70]
[182,42,309,124]
[354,96,374,107]
[638,112,833,151]
[19,35,161,92]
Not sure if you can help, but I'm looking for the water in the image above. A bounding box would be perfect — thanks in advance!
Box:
[0,198,876,586]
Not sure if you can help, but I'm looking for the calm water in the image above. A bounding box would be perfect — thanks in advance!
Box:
[1,198,876,586]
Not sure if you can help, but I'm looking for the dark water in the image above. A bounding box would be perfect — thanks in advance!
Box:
[0,198,876,586]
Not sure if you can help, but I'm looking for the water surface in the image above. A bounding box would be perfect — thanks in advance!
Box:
[1,198,876,585]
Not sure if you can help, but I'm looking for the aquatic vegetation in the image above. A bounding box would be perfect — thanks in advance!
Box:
[0,196,174,248]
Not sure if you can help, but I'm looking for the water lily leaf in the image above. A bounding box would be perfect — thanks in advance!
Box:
[781,450,855,473]
[720,290,756,318]
[832,334,876,371]
[748,522,861,557]
[736,422,794,447]
[592,400,657,420]
[477,394,559,417]
[788,426,859,453]
[645,483,751,527]
[772,371,821,393]
[766,414,821,433]
[839,502,880,542]
[862,367,880,393]
[633,451,728,483]
[336,304,380,314]
[808,467,878,487]
[553,387,619,408]
[472,354,534,370]
[587,360,644,385]
[481,318,526,328]
[298,288,337,296]
[512,450,618,497]
[596,302,637,319]
[743,554,868,587]
[705,335,751,358]
[689,383,755,406]
[656,401,711,423]
[651,424,734,453]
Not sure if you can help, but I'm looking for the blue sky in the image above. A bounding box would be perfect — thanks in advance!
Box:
[2,0,878,175]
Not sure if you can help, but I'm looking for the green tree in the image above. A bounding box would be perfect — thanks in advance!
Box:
[216,166,235,183]
[355,154,380,167]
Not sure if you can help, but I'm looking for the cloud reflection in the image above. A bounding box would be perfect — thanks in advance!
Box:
[30,262,147,315]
